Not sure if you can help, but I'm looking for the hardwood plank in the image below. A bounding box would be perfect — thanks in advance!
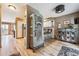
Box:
[1,35,79,56]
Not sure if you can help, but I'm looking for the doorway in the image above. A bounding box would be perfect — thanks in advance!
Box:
[1,24,8,35]
[1,22,15,37]
[16,17,24,39]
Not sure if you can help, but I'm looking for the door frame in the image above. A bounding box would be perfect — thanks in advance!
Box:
[16,17,24,39]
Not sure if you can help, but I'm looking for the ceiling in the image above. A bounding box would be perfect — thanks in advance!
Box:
[1,3,79,22]
[28,3,79,19]
[1,3,26,23]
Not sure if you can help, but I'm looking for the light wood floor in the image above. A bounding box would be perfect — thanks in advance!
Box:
[1,35,79,56]
[16,38,79,56]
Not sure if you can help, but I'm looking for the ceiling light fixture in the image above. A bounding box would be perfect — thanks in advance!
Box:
[55,4,65,13]
[8,4,16,10]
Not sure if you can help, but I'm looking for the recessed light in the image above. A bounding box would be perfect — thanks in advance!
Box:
[8,4,16,10]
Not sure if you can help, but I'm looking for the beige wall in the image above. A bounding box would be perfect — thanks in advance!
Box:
[0,4,1,48]
[54,12,79,37]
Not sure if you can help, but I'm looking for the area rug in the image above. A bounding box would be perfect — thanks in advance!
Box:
[57,46,79,56]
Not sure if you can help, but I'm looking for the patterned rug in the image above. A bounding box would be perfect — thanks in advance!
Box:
[57,46,79,56]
